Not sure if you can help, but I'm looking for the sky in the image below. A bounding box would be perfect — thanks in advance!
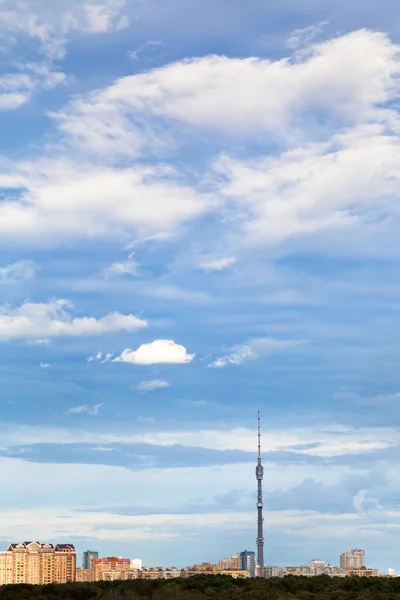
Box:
[1,0,400,574]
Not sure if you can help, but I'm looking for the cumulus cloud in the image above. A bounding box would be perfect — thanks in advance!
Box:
[137,379,170,391]
[209,337,304,368]
[0,260,35,283]
[115,340,195,365]
[66,403,103,415]
[0,300,147,341]
[199,257,236,272]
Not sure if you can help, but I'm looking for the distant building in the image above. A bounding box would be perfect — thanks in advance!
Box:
[310,560,325,570]
[388,569,395,578]
[138,568,181,580]
[347,568,378,577]
[131,558,143,570]
[220,570,250,579]
[219,554,241,571]
[0,542,76,585]
[240,551,256,578]
[340,549,365,570]
[82,550,99,570]
[259,566,283,578]
[91,557,130,582]
[76,568,91,582]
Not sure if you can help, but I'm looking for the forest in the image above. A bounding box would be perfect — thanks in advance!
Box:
[1,575,400,600]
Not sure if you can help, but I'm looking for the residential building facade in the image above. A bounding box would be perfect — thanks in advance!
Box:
[0,542,76,585]
[340,549,366,570]
[91,557,130,582]
[75,568,92,582]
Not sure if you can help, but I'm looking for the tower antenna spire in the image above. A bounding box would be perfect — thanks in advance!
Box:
[256,411,264,571]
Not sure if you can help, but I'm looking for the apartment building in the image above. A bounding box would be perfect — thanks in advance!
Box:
[0,542,76,585]
[91,557,130,582]
[340,549,365,570]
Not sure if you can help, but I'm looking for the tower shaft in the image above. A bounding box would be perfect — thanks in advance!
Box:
[256,412,264,569]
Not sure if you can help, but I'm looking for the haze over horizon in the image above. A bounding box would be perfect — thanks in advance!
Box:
[1,0,400,572]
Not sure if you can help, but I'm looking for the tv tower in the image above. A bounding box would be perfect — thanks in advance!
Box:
[256,411,264,569]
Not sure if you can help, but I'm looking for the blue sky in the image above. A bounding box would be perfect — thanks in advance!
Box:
[1,0,400,573]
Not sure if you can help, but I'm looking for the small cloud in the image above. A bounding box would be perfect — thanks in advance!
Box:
[181,400,219,408]
[106,255,139,278]
[87,351,114,363]
[137,379,170,391]
[29,338,51,346]
[208,345,252,368]
[114,340,195,365]
[137,416,155,423]
[199,257,236,272]
[40,362,53,368]
[285,21,329,50]
[0,260,36,283]
[128,40,163,61]
[91,446,116,452]
[66,403,103,416]
[208,337,305,368]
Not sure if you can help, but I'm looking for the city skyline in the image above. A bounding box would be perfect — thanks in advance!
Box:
[1,0,400,574]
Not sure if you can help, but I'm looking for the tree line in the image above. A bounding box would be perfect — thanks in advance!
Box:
[2,575,400,600]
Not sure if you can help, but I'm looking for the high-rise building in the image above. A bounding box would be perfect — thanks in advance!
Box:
[310,560,325,572]
[0,542,76,585]
[240,551,256,578]
[256,412,264,569]
[91,557,131,582]
[82,550,99,570]
[340,549,365,570]
[131,558,143,570]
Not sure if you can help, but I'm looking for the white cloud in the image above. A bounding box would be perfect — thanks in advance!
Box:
[0,0,130,60]
[285,21,329,50]
[128,40,163,61]
[115,340,195,365]
[137,379,170,391]
[106,255,139,277]
[54,30,400,143]
[214,123,400,250]
[0,162,212,246]
[0,300,147,341]
[0,28,399,258]
[208,337,304,368]
[0,63,67,111]
[199,257,236,272]
[66,403,103,415]
[0,421,397,459]
[0,30,399,253]
[0,260,35,283]
[208,345,253,368]
[39,362,52,368]
[0,1,128,111]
